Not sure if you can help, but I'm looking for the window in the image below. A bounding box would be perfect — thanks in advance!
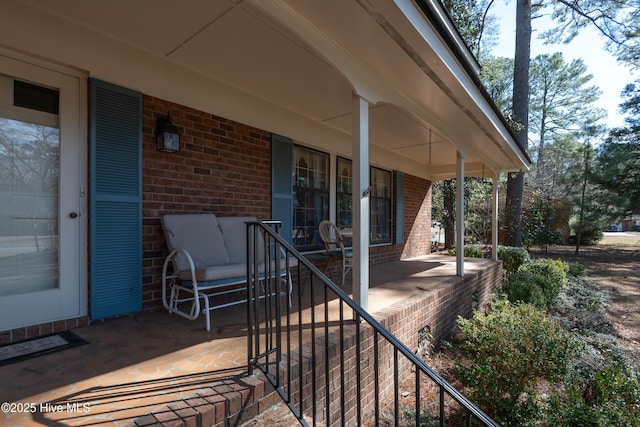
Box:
[336,157,352,229]
[292,146,329,250]
[272,138,398,250]
[334,158,392,245]
[370,167,392,244]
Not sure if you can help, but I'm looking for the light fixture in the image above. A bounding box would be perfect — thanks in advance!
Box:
[156,113,180,153]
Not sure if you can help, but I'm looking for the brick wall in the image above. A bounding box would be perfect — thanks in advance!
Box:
[401,174,432,259]
[142,96,272,309]
[281,260,503,425]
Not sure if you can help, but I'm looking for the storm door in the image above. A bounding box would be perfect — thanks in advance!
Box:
[0,53,86,330]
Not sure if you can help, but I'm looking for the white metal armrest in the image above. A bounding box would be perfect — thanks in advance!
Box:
[162,247,201,320]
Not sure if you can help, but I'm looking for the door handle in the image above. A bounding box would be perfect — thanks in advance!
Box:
[69,212,79,219]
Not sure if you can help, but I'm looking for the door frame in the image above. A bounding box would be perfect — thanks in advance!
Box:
[0,47,88,330]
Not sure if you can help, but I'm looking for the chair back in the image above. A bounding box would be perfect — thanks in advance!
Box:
[217,216,263,263]
[161,214,230,271]
[319,220,342,252]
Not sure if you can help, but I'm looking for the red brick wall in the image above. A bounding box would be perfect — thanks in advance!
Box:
[142,96,272,309]
[402,174,432,259]
[282,260,503,425]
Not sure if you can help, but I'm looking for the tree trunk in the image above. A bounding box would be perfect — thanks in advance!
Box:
[575,141,590,255]
[536,104,547,189]
[504,0,532,247]
[443,179,456,249]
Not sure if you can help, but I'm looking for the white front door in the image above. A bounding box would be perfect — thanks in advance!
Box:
[0,52,87,331]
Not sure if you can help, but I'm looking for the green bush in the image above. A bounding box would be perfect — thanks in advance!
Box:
[501,258,568,309]
[554,276,608,314]
[551,276,615,335]
[567,262,586,277]
[523,193,561,250]
[518,258,568,307]
[522,257,569,275]
[569,216,605,246]
[545,365,640,426]
[501,271,546,308]
[498,246,530,273]
[446,245,484,258]
[455,300,577,426]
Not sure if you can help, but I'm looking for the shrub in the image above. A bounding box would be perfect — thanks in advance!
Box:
[498,246,530,273]
[501,271,546,308]
[567,262,586,277]
[523,193,561,251]
[545,365,640,426]
[501,258,568,309]
[446,245,484,258]
[554,276,608,314]
[518,258,568,307]
[455,300,577,426]
[569,216,605,245]
[551,276,615,335]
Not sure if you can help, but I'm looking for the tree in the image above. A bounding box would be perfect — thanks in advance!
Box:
[480,56,514,111]
[594,80,640,215]
[442,0,500,59]
[523,190,560,251]
[503,0,637,247]
[431,179,456,249]
[431,178,493,249]
[503,0,534,247]
[528,53,605,191]
[541,0,640,69]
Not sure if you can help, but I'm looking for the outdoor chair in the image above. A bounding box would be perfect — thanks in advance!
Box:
[161,214,294,331]
[318,220,353,286]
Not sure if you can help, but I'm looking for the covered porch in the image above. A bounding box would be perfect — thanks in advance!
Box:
[0,255,502,426]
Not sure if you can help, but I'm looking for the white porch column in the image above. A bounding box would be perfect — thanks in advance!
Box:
[491,177,499,261]
[456,152,464,276]
[352,94,369,311]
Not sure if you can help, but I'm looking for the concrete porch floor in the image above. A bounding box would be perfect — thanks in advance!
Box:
[0,255,496,427]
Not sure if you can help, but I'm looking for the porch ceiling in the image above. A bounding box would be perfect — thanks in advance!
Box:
[13,0,529,180]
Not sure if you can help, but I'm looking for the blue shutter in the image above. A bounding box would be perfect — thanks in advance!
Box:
[271,134,293,243]
[90,79,142,320]
[395,171,405,244]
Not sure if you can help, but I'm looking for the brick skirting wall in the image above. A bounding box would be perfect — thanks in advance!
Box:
[283,260,502,424]
[0,316,90,346]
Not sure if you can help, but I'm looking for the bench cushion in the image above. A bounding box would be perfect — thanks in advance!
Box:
[178,262,246,282]
[162,214,230,271]
[177,257,298,283]
[217,216,258,264]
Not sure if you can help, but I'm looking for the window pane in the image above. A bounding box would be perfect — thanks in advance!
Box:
[293,146,329,250]
[336,157,352,228]
[370,167,391,244]
[0,118,59,296]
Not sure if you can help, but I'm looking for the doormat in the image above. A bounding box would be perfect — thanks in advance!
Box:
[0,331,88,367]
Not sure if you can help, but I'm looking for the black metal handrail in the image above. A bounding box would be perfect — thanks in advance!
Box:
[246,221,499,427]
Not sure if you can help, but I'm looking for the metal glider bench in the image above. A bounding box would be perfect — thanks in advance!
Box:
[161,214,295,331]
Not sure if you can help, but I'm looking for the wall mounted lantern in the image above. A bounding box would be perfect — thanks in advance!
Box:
[156,113,180,153]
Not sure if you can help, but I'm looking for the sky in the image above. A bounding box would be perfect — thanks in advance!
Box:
[490,0,639,129]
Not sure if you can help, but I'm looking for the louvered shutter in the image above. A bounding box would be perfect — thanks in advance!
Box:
[395,171,405,244]
[271,134,293,244]
[90,79,142,319]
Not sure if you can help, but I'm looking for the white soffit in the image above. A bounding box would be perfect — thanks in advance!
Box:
[10,0,527,176]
